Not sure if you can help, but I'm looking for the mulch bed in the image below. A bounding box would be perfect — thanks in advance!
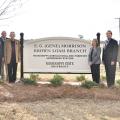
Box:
[0,83,120,102]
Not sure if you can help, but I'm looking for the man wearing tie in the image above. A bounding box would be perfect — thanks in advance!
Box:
[102,30,118,87]
[4,32,21,83]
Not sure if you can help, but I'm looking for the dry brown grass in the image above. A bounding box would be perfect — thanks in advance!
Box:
[0,83,120,102]
[1,83,120,120]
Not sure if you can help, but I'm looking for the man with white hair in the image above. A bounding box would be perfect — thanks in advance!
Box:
[4,32,20,83]
[0,31,7,80]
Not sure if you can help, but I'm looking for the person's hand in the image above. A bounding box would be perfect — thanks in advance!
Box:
[2,57,4,62]
[111,61,115,65]
[89,62,92,66]
[19,58,21,62]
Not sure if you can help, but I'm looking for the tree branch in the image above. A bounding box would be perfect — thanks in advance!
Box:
[0,0,25,20]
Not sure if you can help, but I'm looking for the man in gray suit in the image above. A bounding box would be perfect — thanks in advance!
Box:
[0,31,7,80]
[102,30,118,87]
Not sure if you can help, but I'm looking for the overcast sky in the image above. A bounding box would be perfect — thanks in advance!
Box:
[0,0,120,41]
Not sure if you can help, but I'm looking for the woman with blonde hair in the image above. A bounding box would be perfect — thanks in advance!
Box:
[88,39,101,84]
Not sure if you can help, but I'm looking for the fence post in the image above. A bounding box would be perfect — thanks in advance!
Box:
[20,33,24,80]
[96,32,101,46]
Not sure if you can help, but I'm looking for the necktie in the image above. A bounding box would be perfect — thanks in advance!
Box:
[106,40,109,46]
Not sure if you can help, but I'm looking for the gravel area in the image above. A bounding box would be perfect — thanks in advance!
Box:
[0,98,120,120]
[0,83,120,120]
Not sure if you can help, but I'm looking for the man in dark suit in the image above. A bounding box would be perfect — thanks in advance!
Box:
[0,31,7,80]
[102,30,118,87]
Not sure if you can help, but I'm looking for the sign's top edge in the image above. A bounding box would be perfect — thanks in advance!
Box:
[25,36,90,41]
[24,37,91,44]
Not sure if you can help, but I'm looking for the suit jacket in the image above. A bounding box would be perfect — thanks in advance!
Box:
[0,37,4,58]
[88,46,101,64]
[4,39,21,64]
[102,38,118,64]
[118,44,120,62]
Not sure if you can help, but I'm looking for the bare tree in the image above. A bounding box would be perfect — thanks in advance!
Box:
[0,0,28,20]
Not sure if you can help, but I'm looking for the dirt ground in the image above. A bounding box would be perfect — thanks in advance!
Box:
[0,83,120,120]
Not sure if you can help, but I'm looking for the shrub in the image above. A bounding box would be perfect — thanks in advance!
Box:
[81,80,98,89]
[30,74,39,80]
[23,78,37,85]
[116,80,120,86]
[100,75,106,81]
[76,75,86,82]
[0,80,4,84]
[50,74,64,87]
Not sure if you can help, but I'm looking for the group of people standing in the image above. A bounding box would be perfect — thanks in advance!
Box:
[0,31,20,83]
[0,30,119,87]
[88,30,119,88]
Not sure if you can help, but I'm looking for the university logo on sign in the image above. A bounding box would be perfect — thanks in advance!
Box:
[24,37,91,73]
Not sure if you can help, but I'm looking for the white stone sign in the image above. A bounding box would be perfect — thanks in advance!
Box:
[24,37,91,73]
